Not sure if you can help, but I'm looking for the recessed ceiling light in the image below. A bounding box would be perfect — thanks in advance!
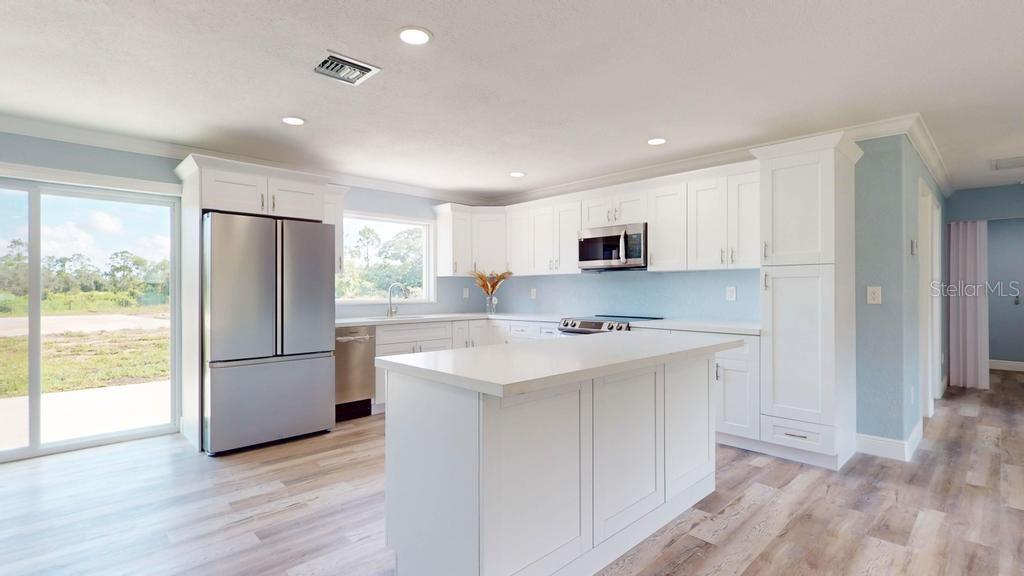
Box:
[281,116,305,126]
[399,27,432,45]
[509,171,526,178]
[647,137,667,146]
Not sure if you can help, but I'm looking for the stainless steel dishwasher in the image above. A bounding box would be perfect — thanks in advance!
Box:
[334,326,375,421]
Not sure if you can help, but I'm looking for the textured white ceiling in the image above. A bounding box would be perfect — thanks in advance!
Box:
[1,1,1022,198]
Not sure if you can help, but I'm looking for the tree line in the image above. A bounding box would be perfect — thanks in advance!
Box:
[0,238,169,303]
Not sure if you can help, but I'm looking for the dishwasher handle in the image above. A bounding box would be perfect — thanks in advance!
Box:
[336,335,374,343]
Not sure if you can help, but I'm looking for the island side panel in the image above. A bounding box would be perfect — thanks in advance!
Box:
[480,381,593,576]
[385,371,481,576]
[665,357,716,497]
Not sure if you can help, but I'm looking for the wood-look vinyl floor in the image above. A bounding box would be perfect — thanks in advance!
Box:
[1,371,1022,575]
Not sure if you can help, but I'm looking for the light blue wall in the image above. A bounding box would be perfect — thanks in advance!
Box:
[855,135,946,440]
[947,183,1024,222]
[0,132,180,183]
[987,219,1024,362]
[495,269,760,321]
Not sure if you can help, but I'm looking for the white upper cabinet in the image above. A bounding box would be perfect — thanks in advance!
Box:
[437,205,507,276]
[506,208,533,275]
[758,151,833,266]
[321,189,346,274]
[532,206,556,274]
[176,155,332,221]
[647,183,687,271]
[553,201,581,274]
[201,169,268,214]
[472,211,508,273]
[582,196,614,228]
[613,188,647,224]
[687,178,728,270]
[759,264,835,425]
[267,177,324,220]
[726,172,760,268]
[581,186,647,228]
[435,204,473,276]
[751,134,862,267]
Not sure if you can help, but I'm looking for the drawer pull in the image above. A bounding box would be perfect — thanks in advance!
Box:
[783,432,809,440]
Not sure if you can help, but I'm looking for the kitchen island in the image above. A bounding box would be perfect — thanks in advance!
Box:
[377,331,742,576]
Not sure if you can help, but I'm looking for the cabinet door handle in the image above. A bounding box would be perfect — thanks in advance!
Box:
[783,432,809,440]
[715,363,721,381]
[720,249,725,264]
[470,339,475,347]
[272,194,276,212]
[730,248,736,264]
[260,193,265,210]
[454,261,458,273]
[763,272,769,291]
[762,241,769,260]
[614,208,620,221]
[606,209,611,223]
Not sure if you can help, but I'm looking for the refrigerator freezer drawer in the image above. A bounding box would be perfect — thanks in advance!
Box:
[204,355,334,454]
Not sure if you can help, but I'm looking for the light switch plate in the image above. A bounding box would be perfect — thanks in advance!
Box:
[530,287,537,300]
[867,286,882,305]
[725,286,737,301]
[463,287,469,299]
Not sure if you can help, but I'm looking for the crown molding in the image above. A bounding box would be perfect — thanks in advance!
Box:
[844,113,953,197]
[0,113,479,204]
[508,113,954,204]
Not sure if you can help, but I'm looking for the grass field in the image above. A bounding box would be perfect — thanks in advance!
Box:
[0,328,170,399]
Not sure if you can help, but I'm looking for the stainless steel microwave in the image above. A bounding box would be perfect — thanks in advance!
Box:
[578,223,647,271]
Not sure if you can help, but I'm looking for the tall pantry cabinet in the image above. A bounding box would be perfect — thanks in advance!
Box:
[748,132,862,471]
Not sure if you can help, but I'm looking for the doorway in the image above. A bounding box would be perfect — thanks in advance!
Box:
[918,179,942,418]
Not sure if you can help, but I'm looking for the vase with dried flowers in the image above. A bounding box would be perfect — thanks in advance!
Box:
[472,270,512,314]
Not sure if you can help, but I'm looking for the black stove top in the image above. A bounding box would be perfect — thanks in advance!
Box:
[558,314,663,334]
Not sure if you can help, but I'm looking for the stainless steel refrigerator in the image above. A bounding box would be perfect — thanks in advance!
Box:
[202,211,336,455]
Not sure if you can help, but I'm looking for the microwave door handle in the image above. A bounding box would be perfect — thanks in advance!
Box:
[619,229,627,263]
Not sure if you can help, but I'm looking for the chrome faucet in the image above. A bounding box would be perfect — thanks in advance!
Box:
[387,282,408,318]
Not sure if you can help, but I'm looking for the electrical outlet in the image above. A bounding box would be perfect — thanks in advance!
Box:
[725,286,737,301]
[867,286,882,305]
[530,287,537,300]
[462,287,469,299]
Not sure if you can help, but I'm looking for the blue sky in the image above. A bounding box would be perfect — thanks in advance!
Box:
[0,189,171,268]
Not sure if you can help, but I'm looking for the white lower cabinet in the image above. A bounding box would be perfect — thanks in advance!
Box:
[760,265,835,425]
[664,359,715,498]
[481,382,593,576]
[375,322,454,404]
[592,366,664,543]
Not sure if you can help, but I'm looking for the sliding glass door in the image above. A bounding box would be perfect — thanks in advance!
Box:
[0,179,178,462]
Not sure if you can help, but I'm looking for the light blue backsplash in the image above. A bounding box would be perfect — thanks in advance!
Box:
[988,218,1024,362]
[494,269,760,322]
[855,135,945,441]
[0,132,180,183]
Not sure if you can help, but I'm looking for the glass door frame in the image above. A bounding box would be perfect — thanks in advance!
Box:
[0,177,181,463]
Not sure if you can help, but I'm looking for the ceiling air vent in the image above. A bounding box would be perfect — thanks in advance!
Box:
[314,51,379,86]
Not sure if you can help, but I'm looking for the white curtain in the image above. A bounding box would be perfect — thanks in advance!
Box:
[949,220,989,389]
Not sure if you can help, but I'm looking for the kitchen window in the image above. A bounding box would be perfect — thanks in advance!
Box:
[336,213,434,303]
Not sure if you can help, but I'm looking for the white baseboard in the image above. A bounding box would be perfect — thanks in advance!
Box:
[371,402,386,415]
[856,418,922,462]
[989,359,1024,372]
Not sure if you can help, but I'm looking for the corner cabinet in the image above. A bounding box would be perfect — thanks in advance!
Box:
[506,201,581,276]
[436,204,507,276]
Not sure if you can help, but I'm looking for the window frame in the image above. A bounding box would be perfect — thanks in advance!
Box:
[335,210,436,305]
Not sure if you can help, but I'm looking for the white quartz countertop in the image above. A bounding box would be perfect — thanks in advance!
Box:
[375,331,743,397]
[630,319,761,336]
[336,312,757,334]
[334,312,566,327]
